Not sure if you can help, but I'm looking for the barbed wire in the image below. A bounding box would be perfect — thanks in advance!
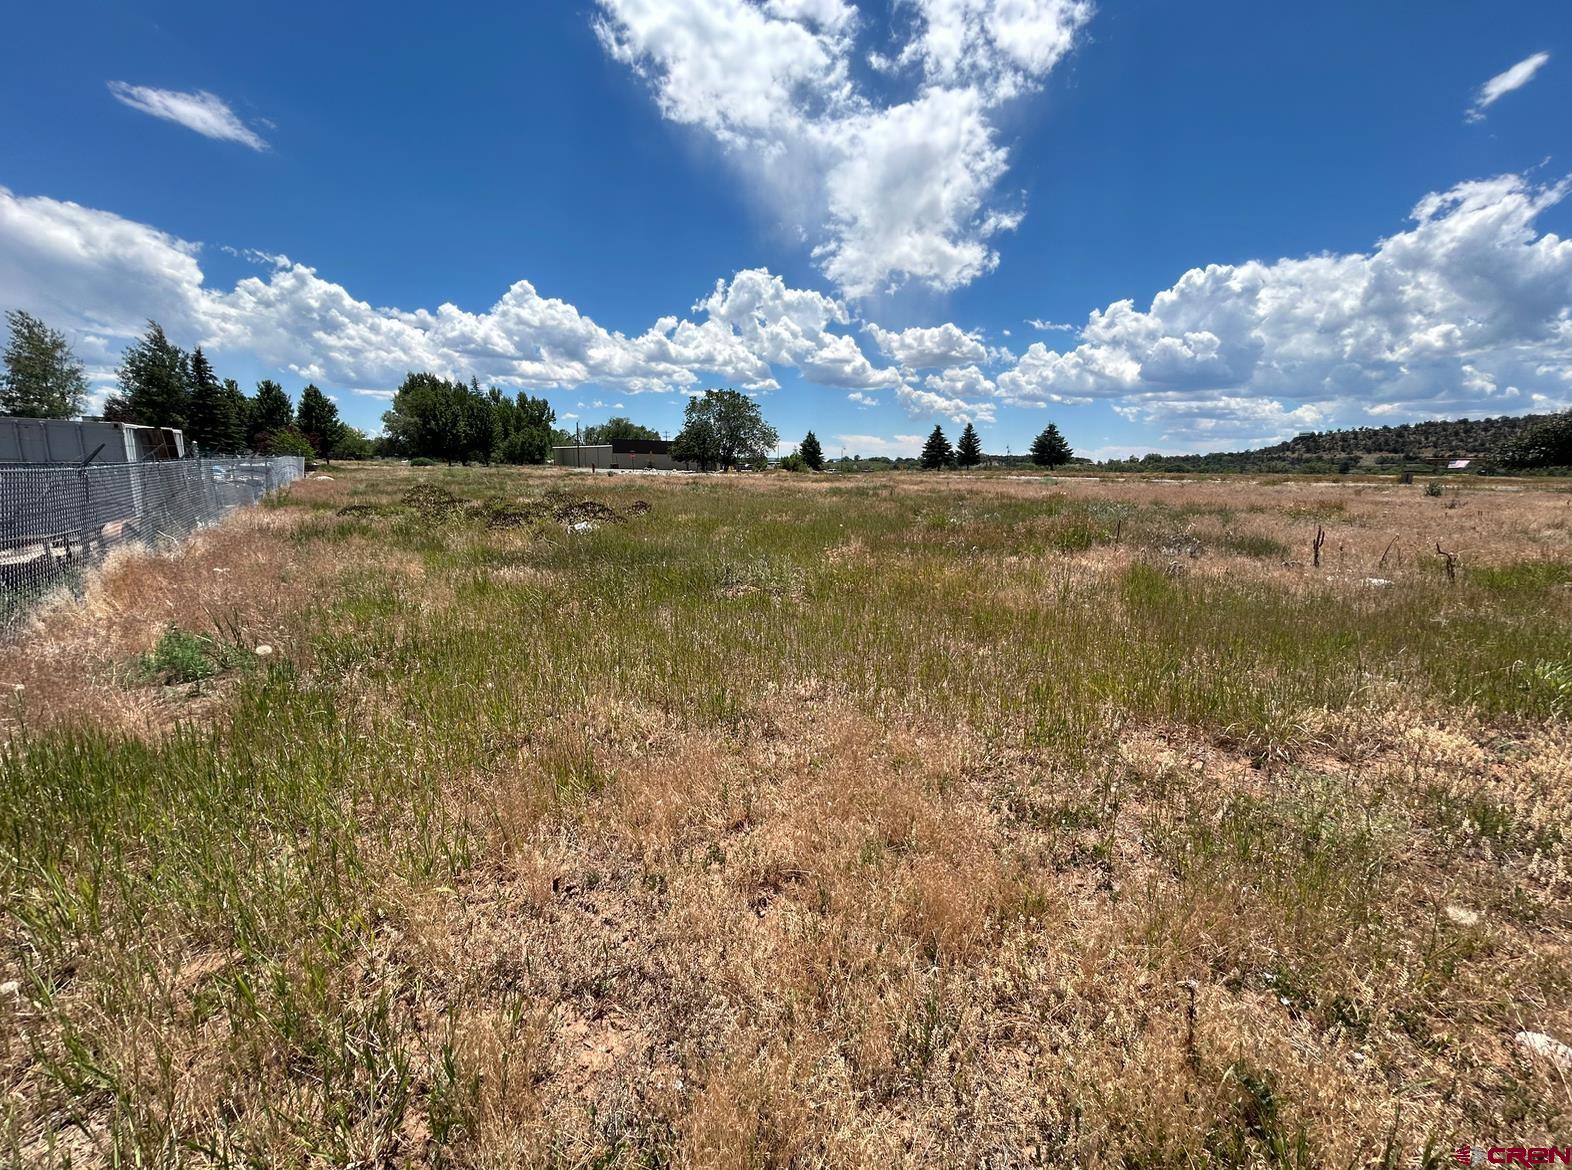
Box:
[0,456,304,631]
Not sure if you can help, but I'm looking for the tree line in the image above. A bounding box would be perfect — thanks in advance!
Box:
[379,372,564,465]
[1,310,368,459]
[909,422,1071,471]
[1098,412,1572,474]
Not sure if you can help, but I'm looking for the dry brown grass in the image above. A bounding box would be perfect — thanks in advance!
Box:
[0,503,336,738]
[2,465,1570,1166]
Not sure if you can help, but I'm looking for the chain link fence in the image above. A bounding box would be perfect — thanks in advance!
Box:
[0,456,305,631]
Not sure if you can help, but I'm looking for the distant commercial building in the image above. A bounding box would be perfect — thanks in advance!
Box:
[553,438,697,471]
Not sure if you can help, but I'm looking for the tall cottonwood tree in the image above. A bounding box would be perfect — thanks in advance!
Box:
[580,416,659,444]
[671,389,778,471]
[1,310,88,419]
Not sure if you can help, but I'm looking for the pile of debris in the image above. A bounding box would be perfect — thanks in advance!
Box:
[401,484,465,518]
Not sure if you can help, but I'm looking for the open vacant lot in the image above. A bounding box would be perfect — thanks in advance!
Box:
[2,466,1570,1166]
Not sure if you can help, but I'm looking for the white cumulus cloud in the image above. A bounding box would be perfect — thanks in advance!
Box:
[592,0,1091,297]
[0,185,913,401]
[896,381,995,425]
[993,173,1572,445]
[864,320,988,369]
[107,83,269,150]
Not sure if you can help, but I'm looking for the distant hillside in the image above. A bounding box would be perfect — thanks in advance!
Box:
[1097,412,1559,474]
[1259,414,1552,460]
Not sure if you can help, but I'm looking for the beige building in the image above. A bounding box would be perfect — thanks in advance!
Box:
[553,438,697,471]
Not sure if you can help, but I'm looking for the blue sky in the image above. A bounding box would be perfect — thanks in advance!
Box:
[1,0,1569,459]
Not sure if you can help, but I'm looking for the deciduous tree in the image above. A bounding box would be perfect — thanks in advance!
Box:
[671,389,777,472]
[581,416,659,444]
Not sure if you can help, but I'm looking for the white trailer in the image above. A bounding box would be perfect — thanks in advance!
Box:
[0,418,185,465]
[0,419,189,561]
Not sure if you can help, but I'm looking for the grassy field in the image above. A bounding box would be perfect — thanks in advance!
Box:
[2,464,1570,1167]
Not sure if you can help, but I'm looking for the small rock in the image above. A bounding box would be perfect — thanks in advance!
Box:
[0,980,19,996]
[1362,577,1393,587]
[1445,905,1480,927]
[255,644,274,658]
[1515,1030,1572,1071]
[313,474,335,481]
[570,520,596,533]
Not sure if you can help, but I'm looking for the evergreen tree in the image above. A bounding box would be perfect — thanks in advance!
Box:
[799,430,824,471]
[117,321,190,430]
[920,425,955,470]
[1029,423,1073,470]
[956,423,982,468]
[1,310,88,418]
[185,347,228,453]
[296,384,344,459]
[220,379,251,453]
[249,380,294,450]
[101,393,136,423]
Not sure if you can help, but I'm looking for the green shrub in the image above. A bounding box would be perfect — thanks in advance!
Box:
[138,625,249,684]
[409,456,438,467]
[1423,480,1444,498]
[267,428,316,459]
